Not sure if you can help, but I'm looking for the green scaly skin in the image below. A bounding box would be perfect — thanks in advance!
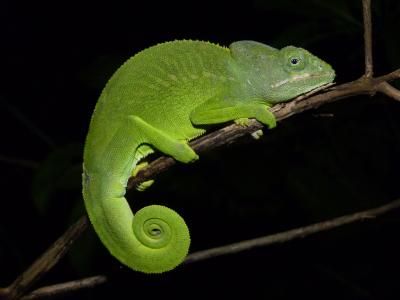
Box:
[82,40,335,273]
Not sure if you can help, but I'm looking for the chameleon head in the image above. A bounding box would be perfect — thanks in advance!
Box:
[265,46,335,102]
[229,41,335,103]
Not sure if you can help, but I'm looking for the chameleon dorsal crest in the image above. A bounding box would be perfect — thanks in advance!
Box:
[230,40,278,62]
[82,40,335,273]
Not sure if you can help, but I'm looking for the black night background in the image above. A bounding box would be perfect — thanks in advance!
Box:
[1,0,400,299]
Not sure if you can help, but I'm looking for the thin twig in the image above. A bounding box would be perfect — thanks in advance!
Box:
[378,82,400,101]
[373,68,400,83]
[0,155,39,169]
[363,0,373,78]
[184,198,400,264]
[17,197,400,300]
[20,276,107,300]
[3,103,55,148]
[3,217,89,300]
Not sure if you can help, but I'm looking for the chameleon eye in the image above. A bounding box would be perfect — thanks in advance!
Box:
[290,57,300,65]
[286,55,305,71]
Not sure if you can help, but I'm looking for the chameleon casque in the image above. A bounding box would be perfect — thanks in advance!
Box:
[82,40,335,274]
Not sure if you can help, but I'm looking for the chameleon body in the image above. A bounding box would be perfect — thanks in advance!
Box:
[82,40,335,273]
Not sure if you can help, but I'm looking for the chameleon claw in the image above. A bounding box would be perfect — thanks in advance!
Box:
[137,179,155,192]
[132,161,149,177]
[251,129,263,140]
[131,162,155,191]
[234,118,251,127]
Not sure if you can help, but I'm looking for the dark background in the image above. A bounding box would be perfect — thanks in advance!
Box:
[1,0,400,299]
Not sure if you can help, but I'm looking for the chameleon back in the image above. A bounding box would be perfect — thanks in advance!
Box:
[84,41,232,170]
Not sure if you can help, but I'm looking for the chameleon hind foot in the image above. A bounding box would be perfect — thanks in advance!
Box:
[128,115,199,164]
[131,162,155,192]
[251,129,263,140]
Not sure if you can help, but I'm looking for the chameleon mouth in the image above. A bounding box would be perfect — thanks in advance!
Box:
[270,73,311,88]
[271,70,335,89]
[317,70,336,82]
[299,71,336,83]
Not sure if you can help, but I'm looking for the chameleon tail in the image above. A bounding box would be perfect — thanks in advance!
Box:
[82,171,190,273]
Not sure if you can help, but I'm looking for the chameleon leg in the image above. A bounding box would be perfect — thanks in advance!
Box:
[190,101,276,129]
[127,115,199,163]
[102,115,199,179]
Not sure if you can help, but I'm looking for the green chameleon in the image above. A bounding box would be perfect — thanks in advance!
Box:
[82,40,335,274]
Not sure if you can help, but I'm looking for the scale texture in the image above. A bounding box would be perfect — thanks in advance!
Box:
[82,40,335,273]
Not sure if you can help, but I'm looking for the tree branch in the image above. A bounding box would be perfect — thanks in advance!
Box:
[184,198,400,264]
[16,197,400,300]
[128,70,400,189]
[378,82,400,101]
[20,276,107,300]
[3,68,399,300]
[363,0,373,78]
[0,217,89,300]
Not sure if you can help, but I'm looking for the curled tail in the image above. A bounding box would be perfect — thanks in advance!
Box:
[82,169,190,273]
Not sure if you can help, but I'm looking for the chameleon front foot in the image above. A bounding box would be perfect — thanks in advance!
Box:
[234,118,251,127]
[234,118,264,140]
